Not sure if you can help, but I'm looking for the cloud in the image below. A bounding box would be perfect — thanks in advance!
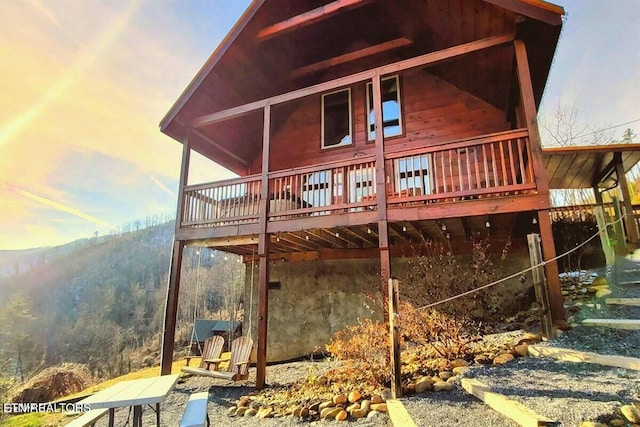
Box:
[1,181,115,229]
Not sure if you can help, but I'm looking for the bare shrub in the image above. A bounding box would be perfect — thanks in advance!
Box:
[10,363,94,403]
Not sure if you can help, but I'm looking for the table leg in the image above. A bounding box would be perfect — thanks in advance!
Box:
[133,405,142,427]
[156,403,160,427]
[108,408,114,427]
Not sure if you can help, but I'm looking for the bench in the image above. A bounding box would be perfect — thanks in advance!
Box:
[64,408,109,427]
[179,392,210,427]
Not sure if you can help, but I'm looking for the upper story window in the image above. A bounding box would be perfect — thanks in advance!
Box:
[322,89,352,149]
[367,75,402,141]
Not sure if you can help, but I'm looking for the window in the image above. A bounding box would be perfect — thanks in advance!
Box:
[367,75,402,140]
[394,154,431,196]
[322,89,352,149]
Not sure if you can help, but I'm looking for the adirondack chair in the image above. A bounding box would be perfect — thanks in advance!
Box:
[186,336,253,381]
[182,335,225,375]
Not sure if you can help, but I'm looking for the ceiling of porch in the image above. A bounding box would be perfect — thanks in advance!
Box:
[543,144,640,189]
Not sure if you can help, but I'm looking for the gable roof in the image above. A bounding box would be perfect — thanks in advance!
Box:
[161,0,564,174]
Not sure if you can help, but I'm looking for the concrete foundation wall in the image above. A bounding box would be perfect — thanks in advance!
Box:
[244,250,534,362]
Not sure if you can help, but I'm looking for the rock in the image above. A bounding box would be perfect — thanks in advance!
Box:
[227,406,237,416]
[405,383,416,394]
[371,395,384,404]
[450,359,469,368]
[321,407,341,419]
[371,403,387,412]
[367,410,382,419]
[350,408,367,418]
[493,353,515,365]
[595,288,612,298]
[244,408,257,417]
[333,394,347,405]
[475,354,492,365]
[319,401,335,410]
[257,407,273,419]
[514,343,529,357]
[609,418,626,427]
[309,401,321,412]
[579,422,607,427]
[452,366,468,376]
[519,332,542,344]
[433,381,453,392]
[446,375,459,384]
[235,407,248,416]
[335,410,348,421]
[621,404,640,424]
[438,371,453,380]
[346,403,360,412]
[415,377,433,393]
[587,284,609,293]
[591,277,608,287]
[238,396,251,407]
[348,390,361,403]
[250,400,262,409]
[360,399,371,412]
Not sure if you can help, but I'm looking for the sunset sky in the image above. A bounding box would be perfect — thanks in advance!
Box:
[1,0,638,250]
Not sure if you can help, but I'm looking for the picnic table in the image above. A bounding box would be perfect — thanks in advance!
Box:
[78,374,179,427]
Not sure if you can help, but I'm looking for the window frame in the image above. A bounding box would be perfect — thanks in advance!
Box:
[321,88,353,150]
[366,75,403,142]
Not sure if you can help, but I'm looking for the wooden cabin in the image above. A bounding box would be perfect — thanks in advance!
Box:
[158,0,574,387]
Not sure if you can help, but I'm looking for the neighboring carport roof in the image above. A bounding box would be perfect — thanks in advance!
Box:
[543,144,640,189]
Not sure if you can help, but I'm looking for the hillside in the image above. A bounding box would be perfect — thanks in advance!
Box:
[0,221,244,392]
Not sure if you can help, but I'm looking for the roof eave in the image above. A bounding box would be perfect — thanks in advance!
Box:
[159,0,267,137]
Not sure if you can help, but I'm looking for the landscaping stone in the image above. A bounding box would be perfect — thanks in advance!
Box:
[360,399,371,412]
[371,395,383,404]
[350,408,367,418]
[450,359,469,368]
[348,390,361,403]
[433,381,453,392]
[415,377,433,393]
[621,404,640,424]
[244,408,257,417]
[370,403,387,412]
[579,421,607,427]
[438,371,453,380]
[257,407,273,419]
[333,394,347,405]
[335,410,348,421]
[514,343,529,357]
[493,353,515,365]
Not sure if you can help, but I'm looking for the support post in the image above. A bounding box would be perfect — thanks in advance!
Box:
[611,196,627,252]
[372,72,392,309]
[388,278,402,398]
[160,239,185,375]
[527,234,554,339]
[595,206,615,266]
[536,210,565,322]
[615,155,640,244]
[256,104,271,389]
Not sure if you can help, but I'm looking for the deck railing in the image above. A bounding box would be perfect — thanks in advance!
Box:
[181,175,262,227]
[385,129,535,206]
[179,129,537,228]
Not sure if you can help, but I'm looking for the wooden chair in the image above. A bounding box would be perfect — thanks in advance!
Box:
[184,336,253,381]
[181,336,224,375]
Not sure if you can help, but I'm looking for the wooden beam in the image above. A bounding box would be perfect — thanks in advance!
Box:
[461,378,560,427]
[514,39,549,194]
[191,34,514,129]
[191,128,248,166]
[605,298,640,307]
[257,0,374,41]
[160,240,185,375]
[615,154,640,243]
[582,319,640,330]
[536,210,565,322]
[528,345,640,371]
[386,399,417,427]
[175,132,191,231]
[482,0,564,26]
[256,104,271,390]
[292,38,413,78]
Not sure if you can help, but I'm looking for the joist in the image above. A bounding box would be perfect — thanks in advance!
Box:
[582,318,640,330]
[605,298,640,307]
[528,345,640,371]
[386,399,417,427]
[292,38,413,78]
[461,378,559,427]
[257,0,374,41]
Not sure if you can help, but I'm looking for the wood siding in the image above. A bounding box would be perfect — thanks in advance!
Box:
[260,69,510,173]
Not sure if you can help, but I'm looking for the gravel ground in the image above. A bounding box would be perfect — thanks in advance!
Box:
[90,256,640,427]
